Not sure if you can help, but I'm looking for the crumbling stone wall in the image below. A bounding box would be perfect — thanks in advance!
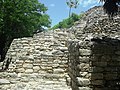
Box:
[0,29,74,89]
[1,29,75,77]
[0,6,120,90]
[68,38,120,90]
[67,6,120,90]
[68,40,91,90]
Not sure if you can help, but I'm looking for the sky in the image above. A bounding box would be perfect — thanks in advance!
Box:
[39,0,102,27]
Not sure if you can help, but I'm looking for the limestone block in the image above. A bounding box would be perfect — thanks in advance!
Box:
[79,56,89,63]
[20,77,29,82]
[41,58,48,62]
[80,72,88,77]
[59,65,66,68]
[78,87,92,90]
[53,60,61,65]
[0,79,10,85]
[11,52,16,56]
[85,73,91,79]
[53,68,65,74]
[79,49,92,56]
[16,68,25,73]
[24,46,30,49]
[23,64,33,69]
[77,77,90,86]
[52,63,59,68]
[58,47,68,51]
[47,70,53,73]
[35,46,41,50]
[45,67,53,70]
[51,50,64,55]
[16,60,24,64]
[33,66,40,72]
[16,63,23,68]
[77,63,90,72]
[24,60,33,63]
[25,69,33,73]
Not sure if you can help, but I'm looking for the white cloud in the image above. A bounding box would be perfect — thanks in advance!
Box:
[50,4,55,7]
[79,0,99,7]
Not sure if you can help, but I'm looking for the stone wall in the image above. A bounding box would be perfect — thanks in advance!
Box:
[1,29,75,78]
[68,37,120,90]
[0,29,74,89]
[67,6,120,90]
[0,6,120,90]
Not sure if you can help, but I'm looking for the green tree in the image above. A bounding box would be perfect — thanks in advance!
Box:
[66,0,79,17]
[0,0,51,61]
[51,13,83,29]
[100,0,120,17]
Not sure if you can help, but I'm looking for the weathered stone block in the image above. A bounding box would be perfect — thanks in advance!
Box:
[77,77,90,86]
[53,68,65,74]
[23,64,33,69]
[79,49,92,56]
[91,80,103,86]
[16,68,25,73]
[33,66,40,72]
[25,69,33,73]
[79,56,90,63]
[78,87,92,90]
[79,72,88,78]
[77,63,90,72]
[0,79,10,85]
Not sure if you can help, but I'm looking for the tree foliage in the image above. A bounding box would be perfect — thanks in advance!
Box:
[66,0,79,17]
[0,0,51,61]
[51,13,83,29]
[100,0,120,17]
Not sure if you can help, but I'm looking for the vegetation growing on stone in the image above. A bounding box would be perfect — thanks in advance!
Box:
[51,13,84,29]
[0,0,51,61]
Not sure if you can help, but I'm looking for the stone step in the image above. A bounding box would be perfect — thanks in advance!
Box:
[0,73,71,90]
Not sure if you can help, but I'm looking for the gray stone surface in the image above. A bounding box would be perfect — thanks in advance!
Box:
[0,73,71,90]
[68,6,120,90]
[0,79,10,85]
[0,27,74,90]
